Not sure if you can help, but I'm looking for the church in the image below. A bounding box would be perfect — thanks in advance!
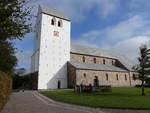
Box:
[31,6,141,90]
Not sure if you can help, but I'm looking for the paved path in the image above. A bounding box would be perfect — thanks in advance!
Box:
[0,91,104,113]
[1,91,150,113]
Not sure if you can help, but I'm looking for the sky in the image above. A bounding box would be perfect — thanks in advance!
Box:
[15,0,150,69]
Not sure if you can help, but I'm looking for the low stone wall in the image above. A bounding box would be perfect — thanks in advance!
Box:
[0,71,12,111]
[75,85,112,93]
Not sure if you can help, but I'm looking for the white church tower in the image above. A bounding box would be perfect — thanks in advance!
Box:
[31,6,71,89]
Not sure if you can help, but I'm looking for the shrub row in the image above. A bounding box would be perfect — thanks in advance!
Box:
[135,84,150,87]
[0,71,12,111]
[75,85,112,93]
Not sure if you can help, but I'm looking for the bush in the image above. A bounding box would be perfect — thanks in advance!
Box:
[93,85,112,93]
[0,71,12,111]
[135,84,150,87]
[75,85,112,93]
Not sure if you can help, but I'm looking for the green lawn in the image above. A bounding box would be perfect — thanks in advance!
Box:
[40,87,150,109]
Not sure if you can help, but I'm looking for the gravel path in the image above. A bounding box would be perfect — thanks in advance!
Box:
[1,91,150,113]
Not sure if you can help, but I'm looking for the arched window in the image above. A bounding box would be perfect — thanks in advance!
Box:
[94,58,96,63]
[103,59,105,64]
[83,73,86,78]
[58,20,63,27]
[133,74,136,80]
[82,56,85,62]
[51,17,56,25]
[93,76,99,87]
[125,74,127,80]
[106,73,108,81]
[116,74,119,80]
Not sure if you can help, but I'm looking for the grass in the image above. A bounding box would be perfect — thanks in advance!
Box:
[40,87,150,109]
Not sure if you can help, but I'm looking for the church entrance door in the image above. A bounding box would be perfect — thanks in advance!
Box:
[94,76,99,87]
[58,80,61,89]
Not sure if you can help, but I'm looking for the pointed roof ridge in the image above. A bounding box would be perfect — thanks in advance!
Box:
[39,5,70,21]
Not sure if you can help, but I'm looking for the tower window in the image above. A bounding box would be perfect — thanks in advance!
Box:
[82,56,85,62]
[51,18,56,25]
[58,20,63,27]
[83,73,86,78]
[103,59,105,64]
[94,58,96,63]
[116,74,119,80]
[106,73,108,81]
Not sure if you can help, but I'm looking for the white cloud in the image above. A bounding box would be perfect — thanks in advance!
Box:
[76,15,150,44]
[95,0,120,18]
[16,50,33,68]
[74,15,150,62]
[18,0,150,67]
[128,0,150,18]
[106,15,150,39]
[29,0,120,22]
[112,36,150,62]
[130,0,150,9]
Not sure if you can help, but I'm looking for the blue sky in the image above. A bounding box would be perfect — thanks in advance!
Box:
[15,0,150,69]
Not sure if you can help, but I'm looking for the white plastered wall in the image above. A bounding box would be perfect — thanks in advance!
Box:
[37,11,70,89]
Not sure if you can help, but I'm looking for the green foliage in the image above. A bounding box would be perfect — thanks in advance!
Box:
[0,41,17,74]
[0,0,32,41]
[0,0,32,74]
[137,45,150,76]
[0,0,31,110]
[0,71,12,111]
[40,88,150,109]
[133,44,150,96]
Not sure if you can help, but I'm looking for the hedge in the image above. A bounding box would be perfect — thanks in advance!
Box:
[0,71,12,111]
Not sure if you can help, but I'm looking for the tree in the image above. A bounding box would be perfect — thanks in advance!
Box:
[0,41,17,74]
[0,0,32,74]
[0,0,32,41]
[133,45,150,96]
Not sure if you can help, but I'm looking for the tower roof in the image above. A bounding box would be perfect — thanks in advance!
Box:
[40,6,70,21]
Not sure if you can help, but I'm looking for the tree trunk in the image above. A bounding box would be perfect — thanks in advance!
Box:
[141,79,145,96]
